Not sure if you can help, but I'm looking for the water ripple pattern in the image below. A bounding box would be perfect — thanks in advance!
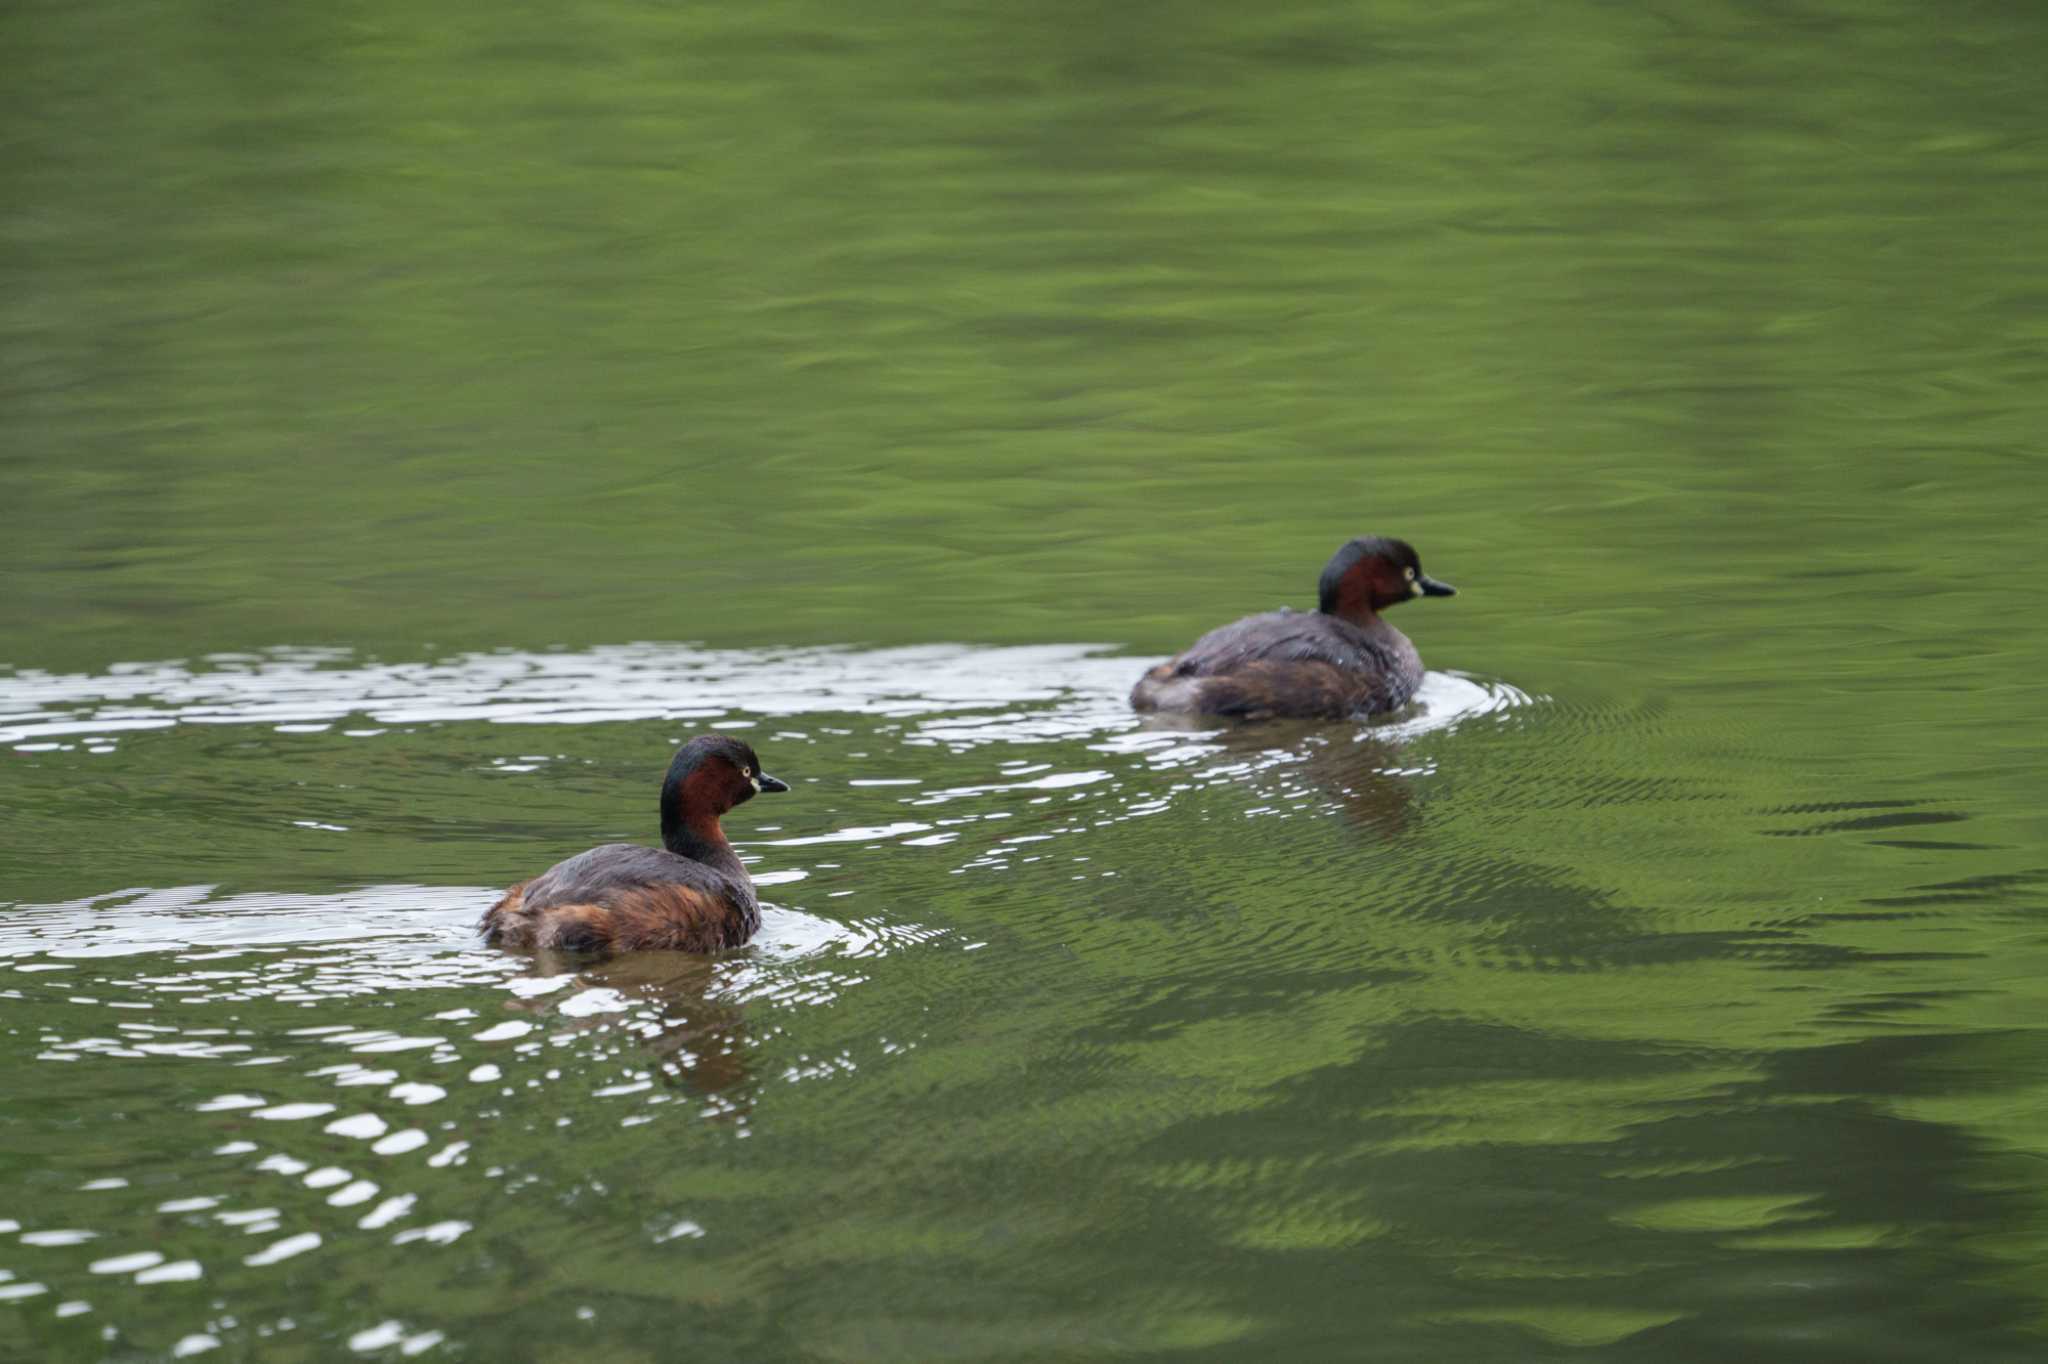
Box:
[1,643,1533,1357]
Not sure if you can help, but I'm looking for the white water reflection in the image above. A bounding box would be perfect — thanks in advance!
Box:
[0,643,1139,746]
[0,642,1529,751]
[0,883,938,965]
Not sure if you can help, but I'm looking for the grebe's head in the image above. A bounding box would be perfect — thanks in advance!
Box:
[1317,536,1456,623]
[661,735,789,836]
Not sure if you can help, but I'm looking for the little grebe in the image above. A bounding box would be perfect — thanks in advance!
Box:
[1130,536,1456,720]
[480,735,789,956]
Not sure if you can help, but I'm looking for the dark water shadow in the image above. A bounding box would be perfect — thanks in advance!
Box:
[1116,1016,2048,1362]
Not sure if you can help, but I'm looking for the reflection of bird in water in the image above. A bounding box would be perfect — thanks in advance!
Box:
[1138,715,1419,838]
[1294,731,1417,838]
[505,950,753,1105]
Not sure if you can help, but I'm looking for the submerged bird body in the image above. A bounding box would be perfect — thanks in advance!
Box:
[1131,536,1455,721]
[481,736,788,956]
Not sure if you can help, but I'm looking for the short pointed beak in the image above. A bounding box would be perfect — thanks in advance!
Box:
[1416,574,1457,598]
[757,773,791,793]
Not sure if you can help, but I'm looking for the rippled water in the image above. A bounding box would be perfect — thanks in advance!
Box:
[8,0,2048,1358]
[3,648,1554,1358]
[8,635,2046,1361]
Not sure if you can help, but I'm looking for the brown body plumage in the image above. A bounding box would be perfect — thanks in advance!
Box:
[480,735,789,957]
[1131,536,1457,721]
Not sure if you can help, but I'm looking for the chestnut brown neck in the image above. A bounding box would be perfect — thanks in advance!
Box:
[660,764,744,874]
[1322,567,1383,629]
[662,807,717,850]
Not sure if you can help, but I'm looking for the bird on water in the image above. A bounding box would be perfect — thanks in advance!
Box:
[481,735,789,956]
[1130,536,1457,721]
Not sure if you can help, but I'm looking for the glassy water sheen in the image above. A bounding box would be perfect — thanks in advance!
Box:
[7,0,2048,1359]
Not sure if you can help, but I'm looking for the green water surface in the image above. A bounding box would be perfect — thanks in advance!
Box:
[5,1,2048,1360]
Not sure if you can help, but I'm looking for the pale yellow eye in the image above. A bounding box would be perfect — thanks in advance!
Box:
[1404,567,1416,581]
